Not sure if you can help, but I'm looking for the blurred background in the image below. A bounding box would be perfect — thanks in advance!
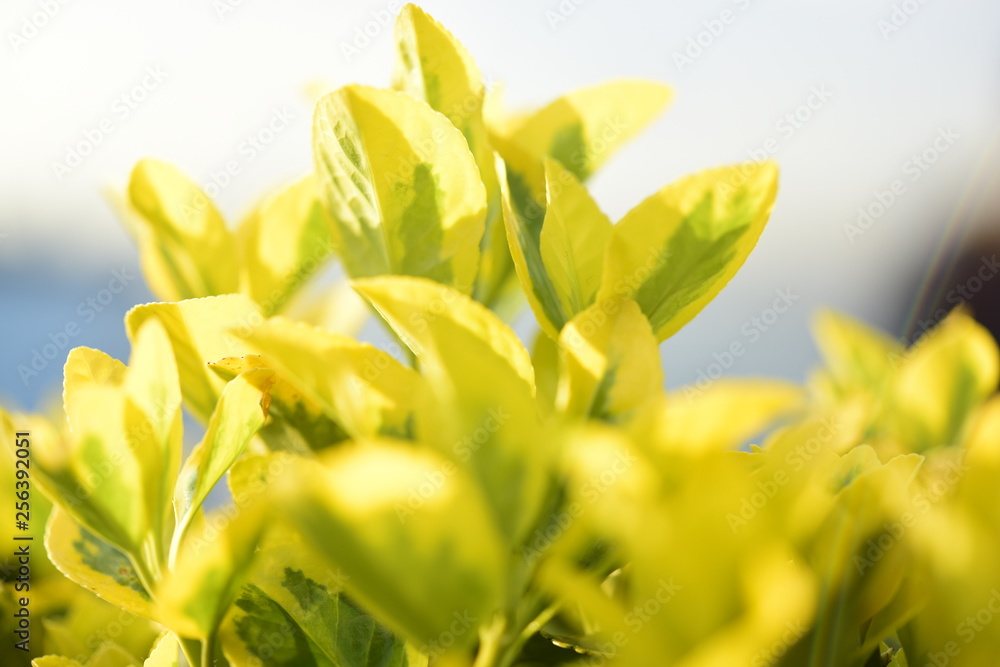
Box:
[2,0,998,410]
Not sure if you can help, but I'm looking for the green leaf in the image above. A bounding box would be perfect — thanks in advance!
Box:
[490,79,672,227]
[44,508,156,622]
[122,159,239,301]
[238,316,429,440]
[502,157,613,338]
[239,532,415,667]
[221,583,335,667]
[654,380,803,454]
[125,295,262,422]
[556,297,662,421]
[353,276,552,544]
[123,319,183,566]
[888,309,1000,451]
[208,355,349,453]
[391,4,506,307]
[158,504,266,639]
[313,85,486,292]
[812,310,901,395]
[539,159,613,324]
[171,369,270,561]
[278,440,505,651]
[41,381,148,556]
[238,175,333,316]
[597,161,779,341]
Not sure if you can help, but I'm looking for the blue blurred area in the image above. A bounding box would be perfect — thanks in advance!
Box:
[0,258,155,411]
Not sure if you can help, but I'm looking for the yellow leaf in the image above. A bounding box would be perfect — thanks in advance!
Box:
[598,162,779,341]
[123,319,183,556]
[171,369,270,560]
[123,159,238,301]
[391,4,506,306]
[125,295,262,422]
[44,508,156,622]
[654,380,803,454]
[158,504,266,639]
[238,316,428,440]
[490,79,673,194]
[502,157,613,338]
[889,309,999,451]
[61,347,127,452]
[143,633,180,667]
[279,441,505,650]
[556,298,662,421]
[540,158,612,319]
[812,309,901,394]
[32,657,85,667]
[313,85,486,291]
[353,276,549,544]
[237,175,333,316]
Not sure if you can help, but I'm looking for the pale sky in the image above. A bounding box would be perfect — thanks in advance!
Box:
[2,0,999,401]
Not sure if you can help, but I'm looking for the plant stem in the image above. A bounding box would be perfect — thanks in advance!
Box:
[130,553,159,604]
[472,616,507,667]
[178,637,203,667]
[503,602,560,667]
[202,631,217,667]
[472,599,561,667]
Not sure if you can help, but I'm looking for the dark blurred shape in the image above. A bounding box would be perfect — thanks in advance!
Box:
[904,229,1000,345]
